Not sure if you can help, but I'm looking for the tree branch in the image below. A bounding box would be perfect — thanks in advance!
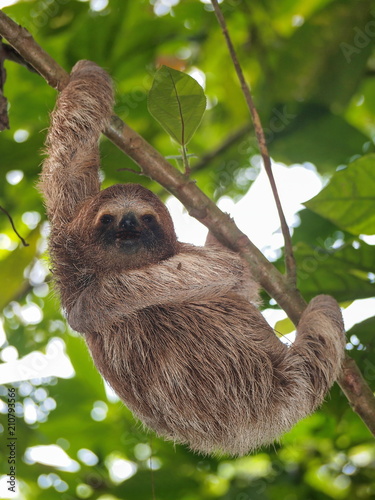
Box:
[0,9,374,436]
[0,11,68,90]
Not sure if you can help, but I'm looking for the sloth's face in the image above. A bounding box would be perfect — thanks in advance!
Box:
[87,195,178,270]
[72,185,179,271]
[94,208,163,255]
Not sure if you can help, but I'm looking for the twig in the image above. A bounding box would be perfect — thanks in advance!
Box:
[0,37,9,130]
[0,9,374,436]
[2,42,38,73]
[192,124,251,172]
[0,205,29,246]
[117,167,145,176]
[210,0,296,285]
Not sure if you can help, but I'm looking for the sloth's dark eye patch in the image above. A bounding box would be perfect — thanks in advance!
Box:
[100,214,114,225]
[141,214,155,224]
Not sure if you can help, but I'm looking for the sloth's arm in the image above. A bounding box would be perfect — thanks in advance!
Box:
[39,60,113,230]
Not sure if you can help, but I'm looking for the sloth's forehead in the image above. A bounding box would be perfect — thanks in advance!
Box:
[96,198,157,216]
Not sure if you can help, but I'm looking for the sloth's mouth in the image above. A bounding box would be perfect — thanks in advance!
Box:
[115,229,141,241]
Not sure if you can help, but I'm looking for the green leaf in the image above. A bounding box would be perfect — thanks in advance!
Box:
[347,316,375,346]
[294,241,375,302]
[269,105,371,173]
[291,209,348,247]
[148,65,206,146]
[275,317,295,336]
[305,154,375,235]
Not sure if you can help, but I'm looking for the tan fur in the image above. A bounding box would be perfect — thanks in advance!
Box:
[39,61,346,456]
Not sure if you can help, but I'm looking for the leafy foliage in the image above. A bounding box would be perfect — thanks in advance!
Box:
[306,154,375,235]
[0,0,375,499]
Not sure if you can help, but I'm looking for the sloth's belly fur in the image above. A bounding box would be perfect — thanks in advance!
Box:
[84,296,311,455]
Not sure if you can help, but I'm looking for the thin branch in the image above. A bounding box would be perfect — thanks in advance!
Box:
[0,205,29,246]
[2,42,38,73]
[210,0,296,284]
[0,9,374,436]
[192,123,251,173]
[117,167,145,176]
[0,37,9,130]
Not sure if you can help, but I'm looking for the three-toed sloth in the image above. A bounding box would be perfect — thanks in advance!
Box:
[39,60,345,456]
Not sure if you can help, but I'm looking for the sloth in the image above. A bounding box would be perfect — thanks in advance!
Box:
[39,60,346,456]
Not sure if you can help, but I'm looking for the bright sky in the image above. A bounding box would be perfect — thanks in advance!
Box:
[0,0,18,7]
[168,161,322,248]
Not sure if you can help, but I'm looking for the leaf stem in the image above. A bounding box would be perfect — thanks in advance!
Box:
[181,145,191,176]
[166,68,190,175]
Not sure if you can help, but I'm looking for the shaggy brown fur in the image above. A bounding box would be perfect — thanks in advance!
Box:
[39,60,346,456]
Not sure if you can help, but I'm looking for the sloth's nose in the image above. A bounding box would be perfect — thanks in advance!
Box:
[119,212,138,229]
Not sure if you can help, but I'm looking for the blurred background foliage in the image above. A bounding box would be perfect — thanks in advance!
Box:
[0,0,375,499]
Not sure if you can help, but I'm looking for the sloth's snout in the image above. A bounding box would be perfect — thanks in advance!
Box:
[119,212,139,230]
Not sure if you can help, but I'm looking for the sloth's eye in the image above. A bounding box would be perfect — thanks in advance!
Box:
[142,214,155,224]
[100,214,114,225]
